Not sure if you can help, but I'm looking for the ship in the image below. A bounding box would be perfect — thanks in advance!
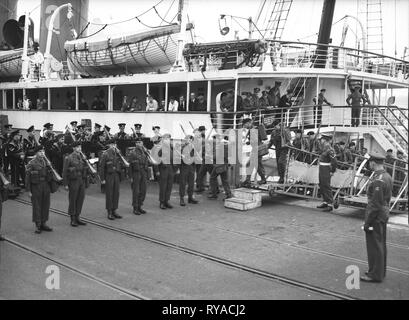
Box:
[0,0,408,214]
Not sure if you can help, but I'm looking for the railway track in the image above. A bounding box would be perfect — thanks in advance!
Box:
[12,198,366,300]
[3,237,149,300]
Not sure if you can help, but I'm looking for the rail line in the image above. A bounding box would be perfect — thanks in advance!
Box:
[14,198,362,300]
[3,237,149,300]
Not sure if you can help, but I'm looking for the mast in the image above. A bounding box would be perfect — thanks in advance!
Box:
[170,0,188,72]
[314,0,336,68]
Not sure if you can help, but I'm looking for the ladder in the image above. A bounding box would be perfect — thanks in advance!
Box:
[256,0,293,40]
[365,0,384,56]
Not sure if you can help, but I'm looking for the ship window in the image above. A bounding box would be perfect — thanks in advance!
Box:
[112,84,146,112]
[26,89,47,110]
[14,90,23,110]
[188,81,207,112]
[211,80,236,112]
[148,83,166,111]
[3,90,13,109]
[50,88,76,110]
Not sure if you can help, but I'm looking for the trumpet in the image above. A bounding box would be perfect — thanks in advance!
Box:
[79,151,98,176]
[43,155,63,182]
[65,124,77,142]
[114,146,130,168]
[0,170,10,187]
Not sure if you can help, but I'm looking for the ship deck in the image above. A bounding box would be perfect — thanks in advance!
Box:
[1,181,408,300]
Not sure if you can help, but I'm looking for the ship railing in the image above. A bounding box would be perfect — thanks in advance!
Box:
[279,145,407,213]
[186,39,409,81]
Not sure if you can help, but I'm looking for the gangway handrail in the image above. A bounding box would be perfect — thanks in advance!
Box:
[371,106,408,145]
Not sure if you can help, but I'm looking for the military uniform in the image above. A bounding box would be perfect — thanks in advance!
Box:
[363,166,392,282]
[179,139,199,206]
[0,163,6,240]
[114,124,130,156]
[317,138,337,211]
[157,139,175,209]
[292,134,307,162]
[243,124,267,186]
[63,148,89,226]
[25,152,53,233]
[99,146,123,219]
[128,143,150,214]
[8,133,25,187]
[268,125,292,183]
[208,138,232,200]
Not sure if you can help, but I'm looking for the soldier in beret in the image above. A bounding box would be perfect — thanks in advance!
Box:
[25,145,53,234]
[128,138,150,215]
[63,141,89,227]
[360,153,392,283]
[99,139,123,220]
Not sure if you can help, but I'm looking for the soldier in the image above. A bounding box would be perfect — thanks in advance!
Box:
[49,134,67,176]
[23,125,39,162]
[312,89,333,125]
[360,153,392,283]
[305,131,320,164]
[1,124,13,174]
[179,135,199,206]
[91,123,106,156]
[268,120,292,183]
[25,145,53,234]
[0,157,8,241]
[345,142,357,165]
[394,150,407,196]
[156,133,175,209]
[278,89,294,125]
[114,123,130,156]
[346,85,368,127]
[207,134,233,200]
[8,130,25,187]
[128,138,150,215]
[385,149,394,176]
[242,118,267,187]
[99,139,123,220]
[62,141,89,227]
[335,141,349,169]
[292,129,305,162]
[132,124,146,140]
[316,134,337,212]
[42,123,55,158]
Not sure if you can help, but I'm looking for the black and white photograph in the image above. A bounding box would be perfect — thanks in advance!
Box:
[0,0,408,306]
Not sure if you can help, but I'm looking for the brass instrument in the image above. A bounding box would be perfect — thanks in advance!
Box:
[0,171,10,187]
[65,124,77,142]
[43,155,63,182]
[104,127,113,140]
[114,146,130,168]
[79,151,98,176]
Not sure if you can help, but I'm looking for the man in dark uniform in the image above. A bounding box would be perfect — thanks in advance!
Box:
[268,120,292,183]
[128,138,150,215]
[394,150,407,196]
[360,153,392,283]
[8,130,25,187]
[384,149,394,176]
[0,158,9,241]
[99,139,124,220]
[132,124,146,140]
[335,141,349,169]
[292,129,305,162]
[90,123,105,155]
[346,86,368,127]
[242,118,267,187]
[312,89,333,126]
[179,135,199,206]
[1,124,13,174]
[23,126,39,163]
[156,133,175,209]
[50,134,68,176]
[114,123,130,156]
[278,89,294,125]
[62,141,89,227]
[25,145,53,234]
[41,123,55,159]
[316,134,337,212]
[195,126,209,192]
[207,134,232,200]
